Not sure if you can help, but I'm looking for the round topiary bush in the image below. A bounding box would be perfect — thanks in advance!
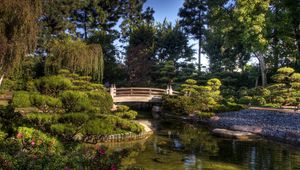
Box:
[238,96,252,105]
[60,90,91,112]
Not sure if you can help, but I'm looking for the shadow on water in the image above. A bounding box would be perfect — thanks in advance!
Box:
[108,120,300,170]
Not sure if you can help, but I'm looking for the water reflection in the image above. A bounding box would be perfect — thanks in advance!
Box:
[110,120,300,170]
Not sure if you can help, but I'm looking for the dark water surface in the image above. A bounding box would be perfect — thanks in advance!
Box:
[107,120,300,170]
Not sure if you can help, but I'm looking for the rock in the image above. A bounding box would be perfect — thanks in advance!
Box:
[231,125,262,134]
[212,128,257,140]
[210,116,220,122]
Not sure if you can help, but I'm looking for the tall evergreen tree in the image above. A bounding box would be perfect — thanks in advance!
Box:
[178,0,208,71]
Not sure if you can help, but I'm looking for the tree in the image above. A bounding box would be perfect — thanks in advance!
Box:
[126,23,156,86]
[153,20,195,86]
[0,0,41,85]
[233,0,271,86]
[45,37,104,82]
[178,0,208,71]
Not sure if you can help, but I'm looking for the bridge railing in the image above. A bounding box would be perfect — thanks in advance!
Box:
[116,87,166,97]
[109,85,179,97]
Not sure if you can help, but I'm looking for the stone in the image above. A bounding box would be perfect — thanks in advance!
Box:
[212,128,257,140]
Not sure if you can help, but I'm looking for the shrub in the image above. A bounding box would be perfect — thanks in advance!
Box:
[60,91,91,112]
[195,112,215,119]
[59,113,89,125]
[24,113,59,127]
[12,91,32,108]
[16,127,62,154]
[26,81,37,92]
[30,94,62,113]
[0,131,7,142]
[50,123,77,137]
[82,119,117,135]
[87,91,113,114]
[116,105,130,112]
[115,110,138,120]
[35,76,72,97]
[251,96,267,106]
[238,96,252,105]
[0,79,15,92]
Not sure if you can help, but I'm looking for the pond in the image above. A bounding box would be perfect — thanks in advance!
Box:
[107,120,300,170]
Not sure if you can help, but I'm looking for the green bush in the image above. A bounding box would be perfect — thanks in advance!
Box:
[0,79,15,92]
[82,119,117,135]
[26,81,37,92]
[195,112,215,119]
[115,110,138,120]
[35,76,72,97]
[30,94,62,113]
[116,105,130,112]
[16,127,62,154]
[251,96,267,106]
[0,131,7,142]
[238,96,252,105]
[12,91,32,108]
[50,123,77,137]
[60,90,91,112]
[59,113,89,125]
[24,113,60,127]
[87,91,113,114]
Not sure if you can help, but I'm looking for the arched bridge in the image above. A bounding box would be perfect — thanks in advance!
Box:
[109,85,179,103]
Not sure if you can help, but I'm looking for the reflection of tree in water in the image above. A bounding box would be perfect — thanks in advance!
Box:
[176,124,219,155]
[119,143,146,169]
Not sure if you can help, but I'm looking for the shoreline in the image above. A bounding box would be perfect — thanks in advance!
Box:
[207,109,300,146]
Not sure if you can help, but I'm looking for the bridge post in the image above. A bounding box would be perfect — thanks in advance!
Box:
[166,85,173,95]
[110,84,116,97]
[169,85,173,95]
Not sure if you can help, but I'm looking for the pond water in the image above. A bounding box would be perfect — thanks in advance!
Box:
[107,120,300,170]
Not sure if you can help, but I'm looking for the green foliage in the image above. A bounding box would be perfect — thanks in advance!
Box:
[45,37,104,82]
[251,96,267,106]
[50,123,77,137]
[115,110,138,120]
[60,90,91,112]
[87,91,113,114]
[35,75,72,97]
[30,94,62,113]
[24,113,59,127]
[16,127,62,154]
[12,91,32,108]
[238,96,253,105]
[59,113,89,126]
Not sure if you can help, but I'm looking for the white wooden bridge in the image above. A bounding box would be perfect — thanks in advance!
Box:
[109,85,179,103]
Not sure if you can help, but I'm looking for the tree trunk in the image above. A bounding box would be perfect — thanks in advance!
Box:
[255,53,267,86]
[294,24,300,70]
[198,38,202,72]
[0,74,4,86]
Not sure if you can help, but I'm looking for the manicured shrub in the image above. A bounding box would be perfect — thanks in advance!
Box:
[195,112,215,119]
[87,91,113,114]
[238,96,252,105]
[50,123,77,137]
[115,110,138,120]
[116,105,130,112]
[26,81,37,92]
[12,91,32,108]
[24,113,59,127]
[251,96,267,106]
[82,119,117,135]
[30,94,62,113]
[35,76,72,97]
[60,90,91,112]
[59,112,89,125]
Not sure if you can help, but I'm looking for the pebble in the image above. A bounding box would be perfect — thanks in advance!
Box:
[209,109,300,145]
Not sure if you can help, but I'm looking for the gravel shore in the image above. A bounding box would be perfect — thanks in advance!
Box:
[209,109,300,145]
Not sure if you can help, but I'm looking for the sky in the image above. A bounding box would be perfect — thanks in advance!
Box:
[144,0,209,68]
